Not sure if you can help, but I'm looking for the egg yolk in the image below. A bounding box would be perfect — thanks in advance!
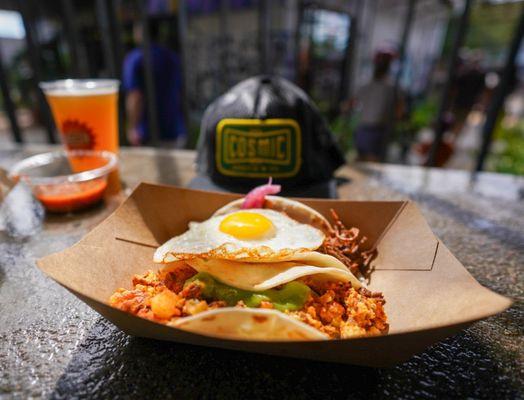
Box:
[219,212,275,240]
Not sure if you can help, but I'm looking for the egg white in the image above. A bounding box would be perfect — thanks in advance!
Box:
[154,209,325,263]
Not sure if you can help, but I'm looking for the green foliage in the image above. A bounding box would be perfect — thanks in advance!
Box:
[442,2,522,61]
[490,119,524,176]
[410,99,438,131]
[330,112,358,155]
[329,98,438,157]
[467,3,522,54]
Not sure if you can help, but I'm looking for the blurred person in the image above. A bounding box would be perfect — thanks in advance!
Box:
[123,21,186,147]
[449,51,486,135]
[353,49,403,161]
[413,52,486,168]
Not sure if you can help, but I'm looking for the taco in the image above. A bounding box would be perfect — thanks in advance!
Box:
[110,181,388,340]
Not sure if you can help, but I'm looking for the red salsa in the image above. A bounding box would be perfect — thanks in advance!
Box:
[36,179,107,212]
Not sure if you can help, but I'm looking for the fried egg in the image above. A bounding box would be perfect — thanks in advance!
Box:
[154,209,325,263]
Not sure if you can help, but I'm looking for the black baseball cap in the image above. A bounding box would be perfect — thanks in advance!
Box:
[189,75,345,198]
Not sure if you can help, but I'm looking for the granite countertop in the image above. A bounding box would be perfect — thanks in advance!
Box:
[0,146,522,399]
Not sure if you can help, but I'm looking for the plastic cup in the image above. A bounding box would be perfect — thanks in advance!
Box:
[40,79,121,193]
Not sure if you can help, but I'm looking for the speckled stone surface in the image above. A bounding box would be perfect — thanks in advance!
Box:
[0,146,522,399]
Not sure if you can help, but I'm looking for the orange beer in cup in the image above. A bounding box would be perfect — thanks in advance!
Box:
[40,79,121,193]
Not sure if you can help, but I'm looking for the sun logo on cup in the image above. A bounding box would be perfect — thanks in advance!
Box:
[61,119,96,150]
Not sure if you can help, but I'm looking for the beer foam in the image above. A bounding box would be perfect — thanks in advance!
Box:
[40,80,119,96]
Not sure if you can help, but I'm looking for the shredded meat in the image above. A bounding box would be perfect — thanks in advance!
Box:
[159,262,199,293]
[321,209,376,278]
[109,264,199,323]
[293,279,388,339]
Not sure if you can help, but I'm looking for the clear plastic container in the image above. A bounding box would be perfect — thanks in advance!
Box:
[9,150,117,213]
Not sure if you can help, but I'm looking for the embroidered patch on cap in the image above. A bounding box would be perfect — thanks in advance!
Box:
[215,118,301,178]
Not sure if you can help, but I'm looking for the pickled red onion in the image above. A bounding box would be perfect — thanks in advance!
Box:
[241,178,281,209]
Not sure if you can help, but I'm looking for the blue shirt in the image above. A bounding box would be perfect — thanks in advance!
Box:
[123,44,186,141]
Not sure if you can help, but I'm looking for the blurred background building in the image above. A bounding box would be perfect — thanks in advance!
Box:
[0,0,523,175]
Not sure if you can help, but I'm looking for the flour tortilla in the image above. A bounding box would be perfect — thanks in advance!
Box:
[165,253,362,340]
[169,308,328,341]
[185,252,362,291]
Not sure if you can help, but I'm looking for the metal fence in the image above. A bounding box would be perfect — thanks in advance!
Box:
[0,0,295,148]
[0,0,523,174]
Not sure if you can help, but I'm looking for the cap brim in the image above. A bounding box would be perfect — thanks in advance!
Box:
[188,175,338,199]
